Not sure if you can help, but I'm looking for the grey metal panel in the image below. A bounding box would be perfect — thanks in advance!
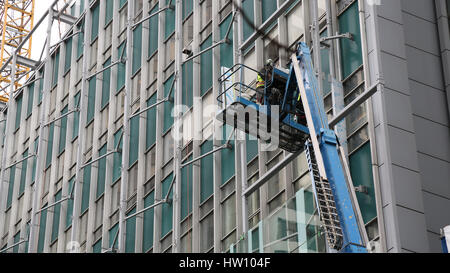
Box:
[382,203,400,252]
[396,205,429,252]
[387,125,420,172]
[405,46,445,91]
[383,87,415,133]
[401,0,437,22]
[422,191,450,233]
[377,0,403,24]
[413,115,450,162]
[417,153,450,199]
[403,12,440,56]
[391,165,425,213]
[377,16,406,59]
[427,231,445,253]
[380,52,410,95]
[410,80,449,126]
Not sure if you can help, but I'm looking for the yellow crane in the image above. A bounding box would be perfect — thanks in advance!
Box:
[0,0,35,102]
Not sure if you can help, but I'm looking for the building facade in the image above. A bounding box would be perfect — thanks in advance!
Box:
[0,0,449,253]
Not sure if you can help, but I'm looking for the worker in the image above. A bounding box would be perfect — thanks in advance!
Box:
[255,59,274,105]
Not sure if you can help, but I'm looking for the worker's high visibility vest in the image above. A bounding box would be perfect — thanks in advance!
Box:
[256,74,265,88]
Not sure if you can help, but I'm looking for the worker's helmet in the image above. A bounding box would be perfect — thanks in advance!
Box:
[266,59,274,66]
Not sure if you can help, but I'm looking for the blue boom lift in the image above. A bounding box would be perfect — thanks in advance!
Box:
[217,42,369,253]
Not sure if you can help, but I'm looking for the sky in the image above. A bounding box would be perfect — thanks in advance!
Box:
[31,1,71,60]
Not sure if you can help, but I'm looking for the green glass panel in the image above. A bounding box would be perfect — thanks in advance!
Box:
[51,190,62,242]
[93,239,102,253]
[66,177,75,228]
[161,173,173,238]
[117,42,126,91]
[73,92,81,139]
[119,0,127,9]
[58,106,68,154]
[182,60,193,109]
[246,134,258,163]
[220,14,234,68]
[242,0,254,41]
[109,223,119,249]
[37,203,47,253]
[14,94,22,131]
[101,58,111,108]
[221,125,235,184]
[132,23,142,74]
[87,77,96,123]
[45,122,54,168]
[96,144,107,198]
[262,0,277,23]
[181,156,193,220]
[183,0,193,19]
[64,37,73,74]
[200,140,213,203]
[91,3,100,41]
[338,1,362,79]
[26,82,34,116]
[105,0,113,25]
[165,0,175,39]
[148,4,159,57]
[38,70,44,103]
[80,0,85,12]
[125,208,136,253]
[146,94,157,149]
[200,36,212,96]
[129,115,139,166]
[52,51,60,87]
[77,21,84,59]
[19,149,28,195]
[13,233,20,253]
[143,192,154,252]
[6,165,15,208]
[31,138,38,183]
[349,142,376,224]
[81,161,91,213]
[163,75,174,133]
[113,129,123,183]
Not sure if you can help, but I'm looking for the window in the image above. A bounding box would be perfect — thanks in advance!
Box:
[6,165,16,209]
[129,115,140,166]
[142,192,154,252]
[125,207,136,253]
[87,77,96,124]
[146,94,157,149]
[64,37,73,74]
[182,60,193,109]
[66,177,75,228]
[181,156,193,220]
[14,94,23,131]
[242,0,254,41]
[117,42,126,92]
[161,173,173,238]
[77,21,85,59]
[261,0,277,23]
[81,160,92,213]
[51,190,62,242]
[52,51,60,87]
[132,23,142,74]
[338,1,362,79]
[165,0,175,39]
[46,123,55,168]
[19,149,28,196]
[221,125,235,184]
[113,129,123,183]
[26,82,34,117]
[148,4,159,57]
[73,92,81,140]
[102,58,111,108]
[96,144,107,198]
[163,75,174,133]
[91,2,100,42]
[200,140,213,203]
[105,0,114,25]
[200,36,212,96]
[183,0,193,19]
[220,14,234,68]
[246,134,258,163]
[58,106,68,154]
[37,204,48,253]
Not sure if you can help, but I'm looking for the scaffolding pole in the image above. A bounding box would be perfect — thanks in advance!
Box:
[27,6,55,253]
[70,0,92,251]
[117,0,134,253]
